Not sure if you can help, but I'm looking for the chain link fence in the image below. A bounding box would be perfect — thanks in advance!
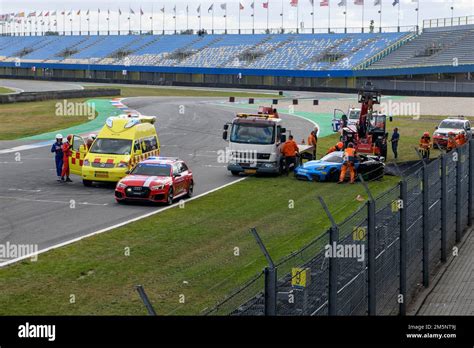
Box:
[206,141,473,316]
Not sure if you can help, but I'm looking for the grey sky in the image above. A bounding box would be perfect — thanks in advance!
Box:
[0,0,473,33]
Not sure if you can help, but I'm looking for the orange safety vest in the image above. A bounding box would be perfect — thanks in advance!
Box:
[343,147,356,162]
[307,134,317,146]
[282,140,299,157]
[447,137,457,150]
[419,137,431,149]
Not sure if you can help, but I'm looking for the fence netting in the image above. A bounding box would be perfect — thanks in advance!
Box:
[207,143,472,316]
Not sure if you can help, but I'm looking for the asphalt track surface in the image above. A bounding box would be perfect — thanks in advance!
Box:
[0,79,84,93]
[0,90,315,262]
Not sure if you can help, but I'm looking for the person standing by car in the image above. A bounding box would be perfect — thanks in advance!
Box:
[419,132,432,159]
[307,128,318,160]
[327,141,344,154]
[61,135,73,183]
[390,128,400,160]
[51,134,64,182]
[338,143,357,184]
[281,135,299,175]
[447,132,458,152]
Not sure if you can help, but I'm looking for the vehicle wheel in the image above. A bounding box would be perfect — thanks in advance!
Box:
[231,171,240,176]
[116,199,125,204]
[186,182,194,198]
[328,169,339,182]
[166,188,174,205]
[83,179,93,187]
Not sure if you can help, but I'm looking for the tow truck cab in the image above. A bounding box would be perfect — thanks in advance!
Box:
[69,116,160,186]
[222,113,287,175]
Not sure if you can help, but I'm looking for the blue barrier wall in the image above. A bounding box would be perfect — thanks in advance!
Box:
[1,61,473,78]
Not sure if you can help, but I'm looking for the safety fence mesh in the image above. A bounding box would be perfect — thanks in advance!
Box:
[206,143,473,316]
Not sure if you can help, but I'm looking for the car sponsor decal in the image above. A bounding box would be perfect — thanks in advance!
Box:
[143,176,158,188]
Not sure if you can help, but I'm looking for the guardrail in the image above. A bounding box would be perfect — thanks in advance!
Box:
[0,88,121,104]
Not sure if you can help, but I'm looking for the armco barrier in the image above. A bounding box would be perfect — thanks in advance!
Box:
[0,89,121,104]
[207,141,473,316]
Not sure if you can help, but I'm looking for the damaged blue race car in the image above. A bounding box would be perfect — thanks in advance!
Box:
[294,151,385,182]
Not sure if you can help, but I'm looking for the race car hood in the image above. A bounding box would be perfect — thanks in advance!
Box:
[434,128,463,136]
[119,175,172,187]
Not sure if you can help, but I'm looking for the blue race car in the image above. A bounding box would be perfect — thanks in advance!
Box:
[294,151,384,182]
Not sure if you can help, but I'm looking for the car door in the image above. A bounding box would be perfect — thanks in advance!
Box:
[69,135,87,176]
[172,163,186,195]
[179,162,191,191]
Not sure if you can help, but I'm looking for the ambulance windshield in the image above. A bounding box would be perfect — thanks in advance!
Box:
[90,138,132,155]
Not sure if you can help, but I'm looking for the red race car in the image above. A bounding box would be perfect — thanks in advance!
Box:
[115,157,194,205]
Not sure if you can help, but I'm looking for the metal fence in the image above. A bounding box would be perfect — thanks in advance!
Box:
[207,141,473,316]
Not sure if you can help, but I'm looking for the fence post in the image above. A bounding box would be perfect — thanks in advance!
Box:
[367,198,376,315]
[359,176,376,315]
[469,140,474,227]
[456,148,463,243]
[249,228,277,316]
[264,266,277,316]
[422,164,430,288]
[135,285,157,316]
[318,196,339,316]
[399,180,407,316]
[441,154,448,263]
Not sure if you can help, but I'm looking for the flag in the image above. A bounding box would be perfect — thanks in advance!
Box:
[221,3,227,10]
[44,11,50,17]
[263,2,269,9]
[320,0,329,6]
[118,9,122,15]
[374,0,381,5]
[197,5,201,13]
[251,2,255,9]
[354,0,364,4]
[309,0,315,5]
[86,10,90,15]
[28,11,36,17]
[17,12,25,17]
[51,11,56,16]
[160,7,165,13]
[67,11,72,16]
[240,3,245,10]
[338,0,346,6]
[208,4,214,12]
[38,11,43,16]
[77,10,81,15]
[130,8,135,14]
[392,0,399,5]
[290,0,299,6]
[140,8,144,15]
[98,9,100,14]
[173,5,177,13]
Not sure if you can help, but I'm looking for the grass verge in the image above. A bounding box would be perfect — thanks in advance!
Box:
[0,174,398,315]
[0,98,93,140]
[0,87,15,94]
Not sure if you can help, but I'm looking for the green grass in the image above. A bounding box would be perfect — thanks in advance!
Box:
[0,175,398,315]
[86,86,280,99]
[0,98,94,140]
[0,86,14,94]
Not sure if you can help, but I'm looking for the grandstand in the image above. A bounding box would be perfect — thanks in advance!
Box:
[0,20,472,94]
[0,31,413,71]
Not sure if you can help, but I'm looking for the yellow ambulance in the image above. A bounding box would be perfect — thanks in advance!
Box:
[69,116,160,186]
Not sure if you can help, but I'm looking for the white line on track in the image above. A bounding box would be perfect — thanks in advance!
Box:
[0,177,246,268]
[0,195,109,206]
[7,188,41,193]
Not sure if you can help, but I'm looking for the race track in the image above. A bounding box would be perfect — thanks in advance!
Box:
[0,94,314,262]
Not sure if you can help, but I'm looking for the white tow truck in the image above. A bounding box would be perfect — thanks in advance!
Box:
[222,109,313,176]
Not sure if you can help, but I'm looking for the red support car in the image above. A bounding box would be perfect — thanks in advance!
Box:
[115,157,194,205]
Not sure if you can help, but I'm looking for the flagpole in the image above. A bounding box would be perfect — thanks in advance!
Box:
[128,9,131,35]
[361,0,365,33]
[151,5,154,34]
[252,3,255,34]
[140,9,142,34]
[199,5,202,31]
[281,0,284,32]
[212,7,215,34]
[379,0,382,33]
[239,3,241,34]
[328,1,331,34]
[107,11,110,35]
[162,6,165,35]
[97,9,100,35]
[345,1,348,33]
[174,7,177,34]
[397,1,400,32]
[187,6,189,32]
[226,6,228,34]
[416,0,420,34]
[296,1,299,33]
[312,0,315,34]
[118,10,121,35]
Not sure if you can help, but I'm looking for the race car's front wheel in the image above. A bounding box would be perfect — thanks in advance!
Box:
[231,171,240,176]
[83,179,93,187]
[167,188,174,205]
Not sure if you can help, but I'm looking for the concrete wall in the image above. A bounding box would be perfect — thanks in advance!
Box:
[0,88,121,104]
